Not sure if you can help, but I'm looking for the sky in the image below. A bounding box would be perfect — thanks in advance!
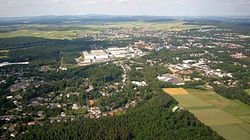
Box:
[0,0,250,17]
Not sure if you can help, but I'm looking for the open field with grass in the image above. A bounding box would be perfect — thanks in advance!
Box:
[164,88,250,140]
[0,29,100,40]
[84,21,214,31]
[245,89,250,96]
[171,94,212,107]
[212,123,250,140]
[190,108,243,125]
[186,89,250,123]
[0,21,213,40]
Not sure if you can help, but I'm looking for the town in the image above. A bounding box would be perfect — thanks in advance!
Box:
[0,17,249,139]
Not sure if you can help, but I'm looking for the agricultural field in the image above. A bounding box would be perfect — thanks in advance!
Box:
[0,50,9,53]
[84,21,214,31]
[163,88,250,140]
[0,49,9,59]
[163,88,189,95]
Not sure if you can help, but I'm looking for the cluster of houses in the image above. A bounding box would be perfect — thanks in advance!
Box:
[170,59,233,79]
[86,99,139,119]
[130,40,157,50]
[231,52,248,59]
[131,81,148,87]
[82,27,175,41]
[9,82,30,93]
[157,57,236,86]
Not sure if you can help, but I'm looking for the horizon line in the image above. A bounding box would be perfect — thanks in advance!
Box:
[1,14,250,19]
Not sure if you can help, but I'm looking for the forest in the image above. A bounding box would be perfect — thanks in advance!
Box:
[16,93,223,140]
[212,85,250,105]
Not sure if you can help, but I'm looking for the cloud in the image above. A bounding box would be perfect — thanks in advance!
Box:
[0,0,250,17]
[85,1,97,5]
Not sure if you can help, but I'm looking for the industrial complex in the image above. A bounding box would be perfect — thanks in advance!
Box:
[76,47,145,66]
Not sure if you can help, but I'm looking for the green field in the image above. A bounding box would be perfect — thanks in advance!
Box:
[84,21,213,31]
[168,88,250,140]
[0,21,213,40]
[171,94,212,107]
[0,50,9,59]
[0,29,100,40]
[212,123,250,140]
[190,109,243,125]
[245,89,250,96]
[0,56,9,59]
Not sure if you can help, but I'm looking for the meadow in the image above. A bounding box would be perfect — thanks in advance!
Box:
[245,89,250,96]
[0,29,100,40]
[163,88,250,140]
[84,21,213,31]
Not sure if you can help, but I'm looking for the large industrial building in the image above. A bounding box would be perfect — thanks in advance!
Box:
[108,47,144,58]
[77,47,145,66]
[157,74,185,86]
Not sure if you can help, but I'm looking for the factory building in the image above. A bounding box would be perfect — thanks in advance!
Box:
[77,46,145,66]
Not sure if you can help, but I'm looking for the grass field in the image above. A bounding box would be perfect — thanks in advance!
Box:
[171,94,212,107]
[190,108,243,125]
[245,89,250,96]
[163,88,250,140]
[212,123,250,140]
[84,21,213,31]
[0,29,100,40]
[186,89,250,122]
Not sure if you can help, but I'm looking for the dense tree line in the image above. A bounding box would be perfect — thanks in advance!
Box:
[0,36,130,64]
[212,85,250,105]
[0,76,16,115]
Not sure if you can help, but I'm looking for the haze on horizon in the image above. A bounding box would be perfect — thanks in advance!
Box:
[0,0,250,18]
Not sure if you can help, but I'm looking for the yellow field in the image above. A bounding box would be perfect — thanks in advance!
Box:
[0,50,9,53]
[0,56,9,59]
[0,50,9,59]
[163,88,189,95]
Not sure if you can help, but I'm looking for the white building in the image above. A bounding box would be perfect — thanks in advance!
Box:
[79,47,145,66]
[108,47,129,58]
[83,51,95,60]
[132,81,147,87]
[95,54,109,60]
